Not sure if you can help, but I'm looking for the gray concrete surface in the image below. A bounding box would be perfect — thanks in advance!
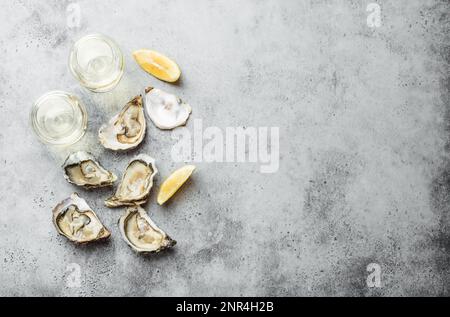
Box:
[0,0,449,296]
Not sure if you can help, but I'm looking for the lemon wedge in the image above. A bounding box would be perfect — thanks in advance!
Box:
[133,49,181,83]
[157,165,196,205]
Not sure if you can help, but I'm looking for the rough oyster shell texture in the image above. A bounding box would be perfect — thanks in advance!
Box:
[105,154,158,208]
[144,87,191,130]
[99,95,146,151]
[52,193,110,244]
[119,205,176,254]
[63,151,117,189]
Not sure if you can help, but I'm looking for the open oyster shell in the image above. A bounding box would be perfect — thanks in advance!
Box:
[52,193,110,244]
[144,87,191,130]
[105,154,158,208]
[63,151,117,189]
[99,95,146,151]
[119,205,176,254]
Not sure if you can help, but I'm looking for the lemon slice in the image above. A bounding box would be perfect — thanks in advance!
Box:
[157,165,196,205]
[133,49,181,83]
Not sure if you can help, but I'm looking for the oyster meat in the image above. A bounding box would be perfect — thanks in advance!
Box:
[145,87,191,130]
[99,95,146,151]
[119,205,176,253]
[63,151,117,189]
[105,154,158,207]
[52,193,110,244]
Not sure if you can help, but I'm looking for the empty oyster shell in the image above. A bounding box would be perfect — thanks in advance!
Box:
[119,205,176,254]
[52,193,110,244]
[63,151,117,189]
[144,87,191,130]
[99,95,146,151]
[105,154,158,207]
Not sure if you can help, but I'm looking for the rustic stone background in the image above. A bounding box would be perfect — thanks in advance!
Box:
[0,0,448,296]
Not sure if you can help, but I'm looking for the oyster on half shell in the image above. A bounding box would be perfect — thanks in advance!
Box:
[105,154,158,208]
[99,95,146,151]
[144,87,191,130]
[52,193,110,244]
[63,151,117,189]
[119,205,176,254]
